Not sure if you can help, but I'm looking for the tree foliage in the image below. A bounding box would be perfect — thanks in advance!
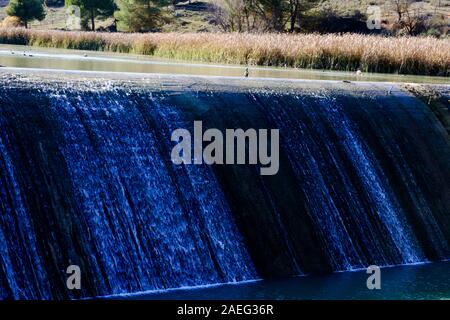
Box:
[213,0,319,32]
[6,0,46,28]
[65,0,115,31]
[114,0,169,32]
[390,0,431,35]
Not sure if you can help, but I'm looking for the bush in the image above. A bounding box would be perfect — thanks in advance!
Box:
[0,16,23,28]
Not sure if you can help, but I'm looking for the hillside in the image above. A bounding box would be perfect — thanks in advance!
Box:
[0,0,448,33]
[0,1,221,32]
[318,0,449,17]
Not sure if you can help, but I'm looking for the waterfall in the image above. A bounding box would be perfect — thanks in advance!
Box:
[0,76,449,299]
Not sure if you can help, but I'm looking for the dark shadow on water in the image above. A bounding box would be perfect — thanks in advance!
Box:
[124,261,450,300]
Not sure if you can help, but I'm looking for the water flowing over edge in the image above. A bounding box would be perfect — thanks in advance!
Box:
[0,72,449,299]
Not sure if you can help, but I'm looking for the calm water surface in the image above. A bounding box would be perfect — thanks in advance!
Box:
[1,44,449,84]
[117,261,450,300]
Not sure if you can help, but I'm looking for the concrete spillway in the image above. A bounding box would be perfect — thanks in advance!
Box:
[0,70,449,299]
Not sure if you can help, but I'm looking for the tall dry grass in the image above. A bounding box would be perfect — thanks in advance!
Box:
[0,28,448,76]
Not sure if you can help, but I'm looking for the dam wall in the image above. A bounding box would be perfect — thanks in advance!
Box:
[0,72,449,299]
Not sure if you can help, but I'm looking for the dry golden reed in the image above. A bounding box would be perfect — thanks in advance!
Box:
[0,28,448,76]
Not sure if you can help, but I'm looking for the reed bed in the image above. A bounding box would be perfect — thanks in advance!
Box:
[0,28,448,76]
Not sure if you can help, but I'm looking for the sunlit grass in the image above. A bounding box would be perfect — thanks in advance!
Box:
[0,28,448,76]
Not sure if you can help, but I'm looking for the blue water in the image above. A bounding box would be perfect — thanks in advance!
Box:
[0,74,449,299]
[127,261,450,300]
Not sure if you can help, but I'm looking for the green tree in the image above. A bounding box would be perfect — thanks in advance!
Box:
[215,0,319,32]
[256,0,319,32]
[265,0,285,31]
[286,0,318,32]
[6,0,46,28]
[65,0,115,31]
[114,0,169,32]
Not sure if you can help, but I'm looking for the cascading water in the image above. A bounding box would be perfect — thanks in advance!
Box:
[0,74,449,299]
